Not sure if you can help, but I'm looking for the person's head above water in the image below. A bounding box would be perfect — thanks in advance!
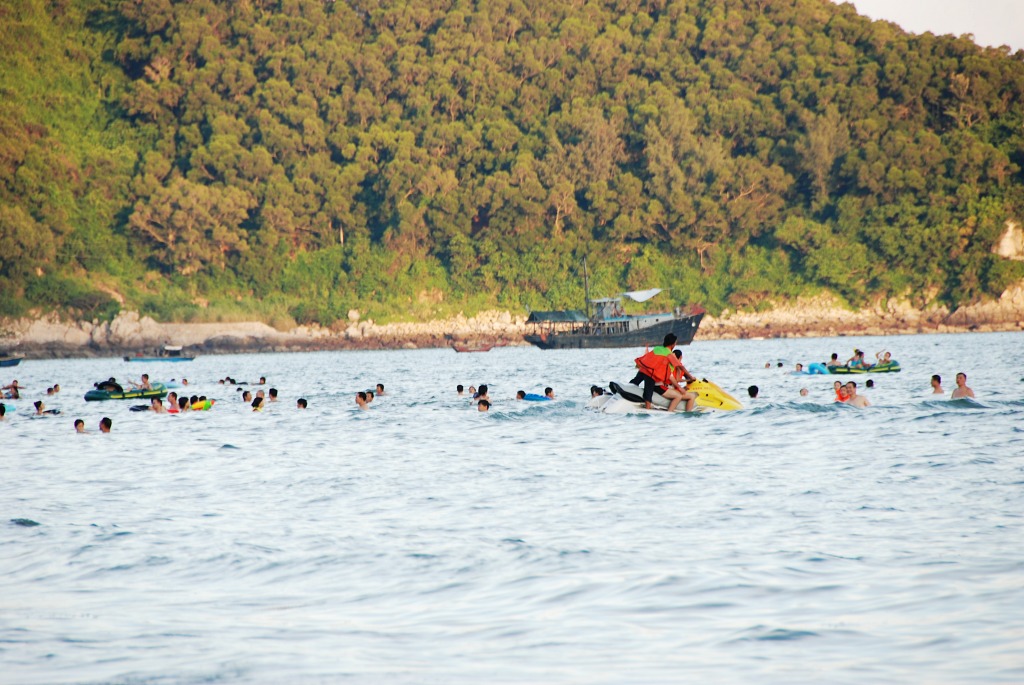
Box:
[747,385,759,398]
[297,398,307,409]
[477,399,490,411]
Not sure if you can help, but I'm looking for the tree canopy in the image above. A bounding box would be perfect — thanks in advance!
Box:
[2,0,1023,324]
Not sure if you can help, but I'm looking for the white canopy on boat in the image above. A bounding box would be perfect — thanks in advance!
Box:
[621,288,663,303]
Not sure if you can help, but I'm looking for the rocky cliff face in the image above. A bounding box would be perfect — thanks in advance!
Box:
[3,283,1022,358]
[0,310,530,357]
[700,288,1024,340]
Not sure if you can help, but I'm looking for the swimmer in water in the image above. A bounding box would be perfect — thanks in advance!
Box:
[74,418,86,433]
[951,372,975,399]
[355,392,369,410]
[34,401,59,416]
[297,398,307,409]
[477,399,490,412]
[844,381,870,408]
[834,381,849,402]
[99,417,112,433]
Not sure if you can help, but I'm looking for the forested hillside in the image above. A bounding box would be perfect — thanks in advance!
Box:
[2,0,1024,326]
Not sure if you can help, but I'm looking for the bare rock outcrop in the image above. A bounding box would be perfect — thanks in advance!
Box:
[2,280,1022,359]
[993,221,1024,261]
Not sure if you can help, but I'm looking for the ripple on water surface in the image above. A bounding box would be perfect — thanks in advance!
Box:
[2,333,1023,684]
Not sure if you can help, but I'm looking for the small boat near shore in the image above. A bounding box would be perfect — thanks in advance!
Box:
[523,259,704,350]
[525,302,704,350]
[0,355,24,367]
[124,345,196,362]
[451,342,494,353]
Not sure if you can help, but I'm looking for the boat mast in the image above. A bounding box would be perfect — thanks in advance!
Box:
[583,256,591,319]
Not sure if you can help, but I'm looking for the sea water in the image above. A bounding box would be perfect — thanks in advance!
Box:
[2,332,1023,684]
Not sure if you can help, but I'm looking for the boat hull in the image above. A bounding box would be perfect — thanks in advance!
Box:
[829,362,901,374]
[450,344,493,353]
[124,356,196,362]
[85,384,168,401]
[0,356,23,367]
[524,311,704,350]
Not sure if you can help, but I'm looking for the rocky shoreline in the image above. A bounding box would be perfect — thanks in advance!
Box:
[2,286,1022,360]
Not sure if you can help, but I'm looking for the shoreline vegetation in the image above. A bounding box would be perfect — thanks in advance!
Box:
[4,284,1023,359]
[5,2,1024,334]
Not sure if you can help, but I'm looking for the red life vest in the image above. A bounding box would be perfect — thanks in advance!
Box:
[634,347,681,385]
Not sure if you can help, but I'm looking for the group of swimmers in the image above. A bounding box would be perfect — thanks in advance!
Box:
[0,352,986,428]
[355,384,385,409]
[456,383,555,411]
[930,372,975,399]
[823,349,893,371]
[749,370,976,407]
[73,417,112,433]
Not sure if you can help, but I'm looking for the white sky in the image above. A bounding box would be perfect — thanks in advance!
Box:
[840,0,1024,52]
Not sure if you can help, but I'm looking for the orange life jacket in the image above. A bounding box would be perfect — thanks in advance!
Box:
[634,347,682,385]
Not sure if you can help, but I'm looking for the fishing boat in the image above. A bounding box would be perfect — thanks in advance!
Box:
[523,260,704,350]
[124,345,196,362]
[0,355,24,367]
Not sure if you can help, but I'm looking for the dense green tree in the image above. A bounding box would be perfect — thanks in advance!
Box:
[2,0,1024,324]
